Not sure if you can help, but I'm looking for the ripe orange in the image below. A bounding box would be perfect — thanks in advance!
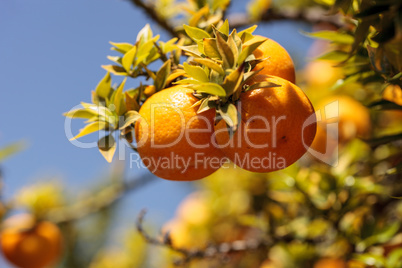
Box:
[0,214,63,268]
[215,75,316,172]
[383,84,402,106]
[251,36,296,84]
[304,60,342,87]
[312,95,371,144]
[135,86,224,181]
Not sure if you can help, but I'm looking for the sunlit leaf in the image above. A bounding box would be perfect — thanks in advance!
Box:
[179,45,203,58]
[303,30,354,44]
[63,108,98,119]
[114,78,127,116]
[193,58,225,75]
[183,25,210,42]
[95,72,112,100]
[0,141,26,162]
[238,36,266,64]
[101,65,127,76]
[216,32,235,69]
[203,38,221,59]
[219,103,238,133]
[246,81,281,91]
[120,111,141,129]
[183,62,209,82]
[122,46,137,72]
[192,83,226,96]
[70,121,107,140]
[218,19,229,36]
[110,42,133,54]
[238,25,258,38]
[154,59,171,91]
[189,5,209,26]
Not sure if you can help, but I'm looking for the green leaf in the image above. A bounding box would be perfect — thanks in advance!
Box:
[120,111,141,129]
[303,30,354,44]
[216,32,235,69]
[110,42,133,54]
[387,248,402,268]
[122,46,137,72]
[136,24,153,44]
[0,141,26,162]
[70,121,107,140]
[98,134,116,163]
[238,36,266,64]
[228,30,239,62]
[353,253,385,267]
[203,38,221,59]
[219,103,238,132]
[316,51,349,61]
[174,78,204,85]
[246,81,281,92]
[221,63,245,96]
[95,72,112,100]
[183,25,210,42]
[192,83,226,97]
[114,78,127,116]
[137,35,160,63]
[238,25,258,39]
[63,108,98,119]
[356,222,400,252]
[197,97,216,113]
[107,56,122,64]
[193,58,225,75]
[101,65,127,76]
[183,62,209,82]
[179,45,203,58]
[218,19,229,36]
[189,5,209,26]
[154,59,171,91]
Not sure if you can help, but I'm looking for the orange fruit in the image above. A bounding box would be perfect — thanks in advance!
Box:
[0,214,63,268]
[315,95,371,143]
[314,258,347,268]
[383,84,402,106]
[135,86,224,181]
[304,60,342,87]
[215,75,316,172]
[251,36,296,84]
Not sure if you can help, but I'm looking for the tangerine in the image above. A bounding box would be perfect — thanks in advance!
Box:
[0,214,63,268]
[135,86,224,181]
[215,75,316,172]
[251,36,296,83]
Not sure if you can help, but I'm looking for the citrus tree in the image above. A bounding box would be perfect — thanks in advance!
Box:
[1,0,402,267]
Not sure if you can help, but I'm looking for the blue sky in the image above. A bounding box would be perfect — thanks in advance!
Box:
[0,0,313,266]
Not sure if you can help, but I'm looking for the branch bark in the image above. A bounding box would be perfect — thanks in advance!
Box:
[228,7,344,29]
[128,0,179,37]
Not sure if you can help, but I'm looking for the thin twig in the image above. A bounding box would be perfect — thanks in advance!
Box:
[128,0,179,37]
[229,7,344,29]
[136,210,272,265]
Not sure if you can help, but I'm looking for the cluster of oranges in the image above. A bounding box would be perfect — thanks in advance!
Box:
[135,35,317,181]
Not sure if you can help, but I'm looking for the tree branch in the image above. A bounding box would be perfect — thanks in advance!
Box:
[228,7,344,29]
[136,210,272,265]
[46,174,156,224]
[128,0,179,37]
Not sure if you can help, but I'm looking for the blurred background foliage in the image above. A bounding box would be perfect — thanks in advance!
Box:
[1,0,402,267]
